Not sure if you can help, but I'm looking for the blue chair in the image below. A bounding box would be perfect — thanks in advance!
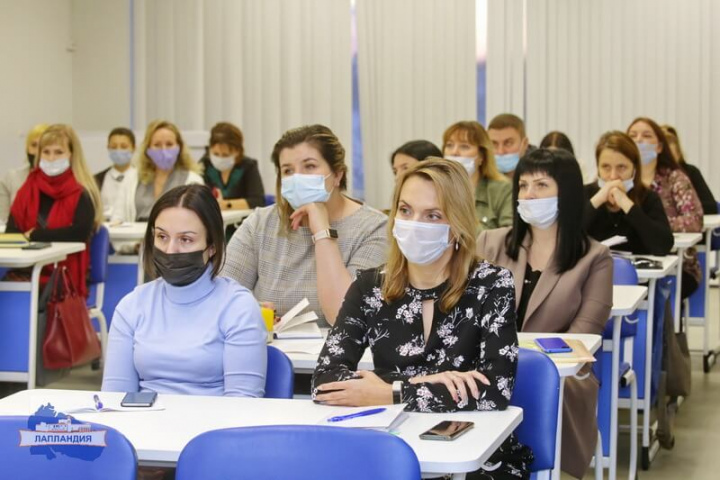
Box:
[510,349,560,479]
[0,415,137,479]
[175,425,421,480]
[264,194,276,206]
[265,346,294,399]
[87,226,110,363]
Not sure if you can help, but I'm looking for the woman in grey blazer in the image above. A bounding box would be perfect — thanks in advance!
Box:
[478,148,613,479]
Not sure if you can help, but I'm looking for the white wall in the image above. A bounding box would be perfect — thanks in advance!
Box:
[487,0,720,197]
[0,0,73,172]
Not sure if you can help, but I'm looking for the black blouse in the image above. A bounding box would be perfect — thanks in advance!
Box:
[312,262,519,413]
[6,190,95,243]
[583,183,674,255]
[516,264,541,331]
[200,156,266,209]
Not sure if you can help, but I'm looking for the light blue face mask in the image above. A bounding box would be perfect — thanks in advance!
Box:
[281,173,333,209]
[598,177,634,193]
[495,153,520,173]
[636,143,658,165]
[108,149,133,166]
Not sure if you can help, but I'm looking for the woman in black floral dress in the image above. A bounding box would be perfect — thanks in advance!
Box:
[312,158,531,479]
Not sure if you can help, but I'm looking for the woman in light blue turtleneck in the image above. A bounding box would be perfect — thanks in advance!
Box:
[102,184,267,397]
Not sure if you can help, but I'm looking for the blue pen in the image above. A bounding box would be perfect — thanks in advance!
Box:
[327,407,386,423]
[93,394,104,411]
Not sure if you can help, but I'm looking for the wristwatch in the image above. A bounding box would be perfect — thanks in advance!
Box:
[392,381,403,404]
[312,228,338,244]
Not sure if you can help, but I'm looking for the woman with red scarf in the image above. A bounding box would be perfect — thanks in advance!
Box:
[5,124,103,297]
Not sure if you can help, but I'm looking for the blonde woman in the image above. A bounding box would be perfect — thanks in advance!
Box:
[442,120,513,231]
[222,124,387,327]
[312,158,530,479]
[6,124,102,297]
[111,120,203,223]
[0,123,49,222]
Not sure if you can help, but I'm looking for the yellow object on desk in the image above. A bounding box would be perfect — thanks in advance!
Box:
[0,233,29,248]
[261,307,275,342]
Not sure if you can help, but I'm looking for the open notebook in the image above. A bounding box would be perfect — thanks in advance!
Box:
[274,298,322,339]
[317,404,408,431]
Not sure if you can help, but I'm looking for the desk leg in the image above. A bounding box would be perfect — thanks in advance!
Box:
[608,314,622,480]
[551,378,565,480]
[26,263,44,389]
[674,248,685,332]
[641,279,656,469]
[450,474,467,480]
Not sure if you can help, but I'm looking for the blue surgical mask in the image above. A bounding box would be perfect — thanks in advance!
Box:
[39,158,71,177]
[281,173,333,209]
[517,197,558,229]
[108,149,133,166]
[445,156,477,176]
[598,177,634,193]
[495,153,520,173]
[392,218,451,265]
[636,143,658,165]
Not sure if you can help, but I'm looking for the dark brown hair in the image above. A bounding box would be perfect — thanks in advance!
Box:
[594,131,649,205]
[143,184,225,279]
[540,131,574,155]
[108,127,136,148]
[209,122,245,162]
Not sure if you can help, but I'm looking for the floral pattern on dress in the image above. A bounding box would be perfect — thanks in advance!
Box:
[312,262,531,479]
[652,168,703,283]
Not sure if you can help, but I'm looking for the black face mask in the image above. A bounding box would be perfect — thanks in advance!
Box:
[27,153,35,167]
[152,247,208,286]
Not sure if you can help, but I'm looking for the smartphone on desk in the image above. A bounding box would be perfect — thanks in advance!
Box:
[535,337,572,354]
[419,421,474,441]
[121,391,158,407]
[22,242,51,250]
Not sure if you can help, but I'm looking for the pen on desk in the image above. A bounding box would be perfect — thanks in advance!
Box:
[327,407,386,423]
[93,394,103,410]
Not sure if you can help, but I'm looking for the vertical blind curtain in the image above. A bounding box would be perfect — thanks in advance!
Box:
[357,0,477,210]
[487,0,720,195]
[132,0,353,192]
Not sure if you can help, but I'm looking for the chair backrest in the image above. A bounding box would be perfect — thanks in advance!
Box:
[712,201,720,250]
[176,425,421,480]
[0,415,137,480]
[509,349,560,473]
[88,225,110,285]
[612,256,638,286]
[264,194,276,206]
[265,345,294,399]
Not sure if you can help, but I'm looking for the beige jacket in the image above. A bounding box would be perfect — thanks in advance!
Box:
[478,226,613,478]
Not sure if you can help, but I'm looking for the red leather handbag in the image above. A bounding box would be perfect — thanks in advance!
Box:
[42,265,101,369]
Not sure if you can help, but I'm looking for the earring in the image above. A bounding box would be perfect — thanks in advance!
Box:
[455,242,459,251]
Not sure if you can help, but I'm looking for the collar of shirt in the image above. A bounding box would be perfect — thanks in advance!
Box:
[109,167,131,182]
[161,265,215,305]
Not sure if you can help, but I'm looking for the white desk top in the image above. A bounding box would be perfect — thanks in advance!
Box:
[106,210,251,241]
[0,242,86,268]
[272,332,601,379]
[673,232,702,249]
[0,389,522,475]
[703,214,720,231]
[611,285,647,316]
[629,254,679,279]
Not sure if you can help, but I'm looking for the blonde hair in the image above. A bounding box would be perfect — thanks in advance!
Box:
[25,123,49,154]
[38,124,103,228]
[442,121,506,182]
[382,157,478,313]
[137,120,202,184]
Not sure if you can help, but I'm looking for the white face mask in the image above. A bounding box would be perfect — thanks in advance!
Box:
[598,177,634,193]
[517,197,559,230]
[281,173,333,209]
[209,154,235,172]
[445,156,477,176]
[392,218,452,265]
[39,158,71,177]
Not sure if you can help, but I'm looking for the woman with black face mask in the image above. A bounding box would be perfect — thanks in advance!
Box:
[102,184,267,398]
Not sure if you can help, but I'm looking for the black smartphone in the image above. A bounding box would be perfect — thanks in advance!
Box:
[121,391,158,407]
[419,421,474,441]
[312,389,342,404]
[21,242,51,250]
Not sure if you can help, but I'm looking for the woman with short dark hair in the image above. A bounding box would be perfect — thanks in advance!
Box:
[478,148,613,478]
[102,184,267,397]
[389,139,442,178]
